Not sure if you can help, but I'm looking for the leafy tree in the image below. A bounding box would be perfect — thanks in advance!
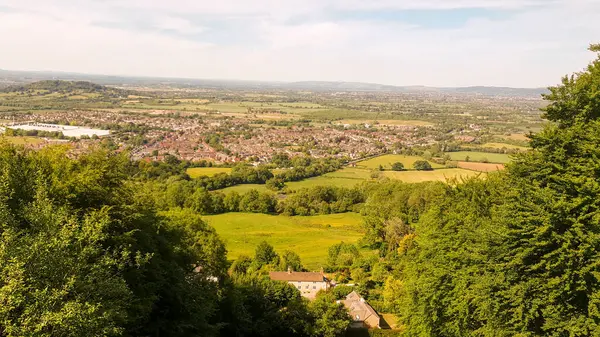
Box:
[309,293,351,337]
[254,241,280,268]
[391,162,404,171]
[280,250,303,272]
[412,160,432,171]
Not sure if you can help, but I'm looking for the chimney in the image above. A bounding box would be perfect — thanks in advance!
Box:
[287,266,292,274]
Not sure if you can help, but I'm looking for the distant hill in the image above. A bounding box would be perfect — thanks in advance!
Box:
[0,80,131,96]
[0,69,548,98]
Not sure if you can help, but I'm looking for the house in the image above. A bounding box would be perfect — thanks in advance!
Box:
[269,269,330,299]
[341,291,381,329]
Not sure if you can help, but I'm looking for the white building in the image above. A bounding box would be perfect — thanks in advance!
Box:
[9,122,110,139]
[269,270,330,299]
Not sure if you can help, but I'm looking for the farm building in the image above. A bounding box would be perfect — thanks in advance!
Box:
[269,269,330,299]
[341,291,381,329]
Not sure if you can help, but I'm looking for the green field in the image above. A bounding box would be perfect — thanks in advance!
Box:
[285,168,371,191]
[187,167,232,178]
[446,151,512,164]
[219,184,269,194]
[481,142,529,150]
[356,155,444,170]
[382,168,480,183]
[203,213,364,270]
[0,136,45,145]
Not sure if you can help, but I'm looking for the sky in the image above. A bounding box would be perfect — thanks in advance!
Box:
[0,0,599,87]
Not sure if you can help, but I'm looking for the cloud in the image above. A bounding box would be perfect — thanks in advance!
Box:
[0,0,599,87]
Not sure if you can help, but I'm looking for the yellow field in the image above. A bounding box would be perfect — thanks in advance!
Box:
[187,167,232,178]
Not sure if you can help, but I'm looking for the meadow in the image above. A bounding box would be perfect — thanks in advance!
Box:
[481,142,529,150]
[355,155,444,170]
[186,167,232,178]
[203,212,364,270]
[446,151,511,164]
[381,168,481,182]
[0,136,45,145]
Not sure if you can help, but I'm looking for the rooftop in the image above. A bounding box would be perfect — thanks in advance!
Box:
[269,271,326,282]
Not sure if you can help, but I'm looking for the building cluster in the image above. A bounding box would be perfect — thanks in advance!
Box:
[3,109,436,163]
[268,270,381,329]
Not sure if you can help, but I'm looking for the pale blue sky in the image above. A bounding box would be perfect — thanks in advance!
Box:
[0,0,599,87]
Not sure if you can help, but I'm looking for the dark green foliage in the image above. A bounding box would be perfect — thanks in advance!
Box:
[254,241,280,268]
[328,242,361,271]
[412,160,432,171]
[395,44,600,337]
[0,144,223,336]
[391,162,404,171]
[280,250,304,272]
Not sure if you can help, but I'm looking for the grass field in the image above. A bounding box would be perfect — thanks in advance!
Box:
[285,168,372,191]
[481,142,529,150]
[501,133,530,141]
[458,162,505,172]
[336,119,433,126]
[356,155,444,170]
[446,151,511,164]
[382,168,480,182]
[203,213,364,270]
[219,184,269,194]
[187,167,232,178]
[0,136,45,145]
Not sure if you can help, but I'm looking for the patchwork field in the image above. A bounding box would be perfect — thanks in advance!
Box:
[382,168,480,182]
[187,167,232,178]
[356,155,444,170]
[458,162,505,172]
[203,212,364,270]
[336,119,433,126]
[446,151,511,164]
[481,142,529,150]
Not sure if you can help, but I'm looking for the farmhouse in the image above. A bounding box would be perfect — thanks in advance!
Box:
[341,291,381,329]
[269,269,330,299]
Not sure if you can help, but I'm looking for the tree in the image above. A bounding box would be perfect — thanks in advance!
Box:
[413,160,432,171]
[254,241,279,268]
[0,144,226,336]
[308,293,351,337]
[280,250,303,272]
[391,162,404,171]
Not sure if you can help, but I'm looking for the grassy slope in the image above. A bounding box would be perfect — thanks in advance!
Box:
[203,213,364,270]
[447,151,512,164]
[356,155,444,170]
[382,168,481,182]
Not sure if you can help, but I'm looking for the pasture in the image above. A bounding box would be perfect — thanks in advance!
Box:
[446,151,511,164]
[382,168,480,183]
[356,155,444,170]
[203,212,364,270]
[0,136,45,145]
[481,142,529,150]
[458,162,505,172]
[187,167,232,178]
